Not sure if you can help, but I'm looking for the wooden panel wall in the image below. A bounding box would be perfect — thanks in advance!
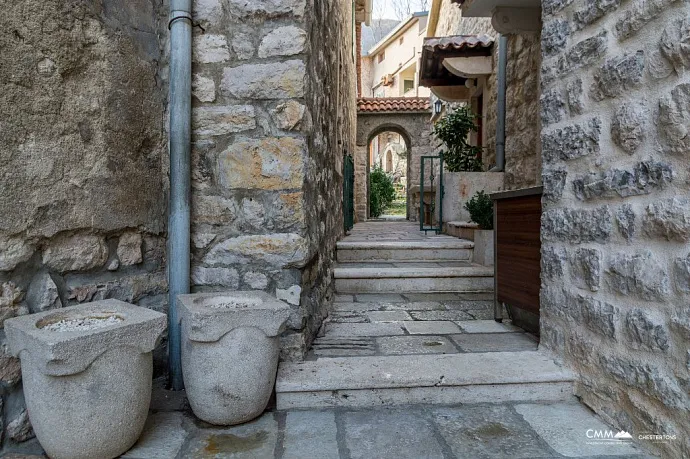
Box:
[495,194,542,315]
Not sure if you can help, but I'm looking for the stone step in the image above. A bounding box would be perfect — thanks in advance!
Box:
[336,240,474,262]
[334,265,494,293]
[276,351,576,409]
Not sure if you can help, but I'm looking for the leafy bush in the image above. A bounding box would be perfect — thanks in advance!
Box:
[432,106,483,172]
[464,191,494,230]
[369,166,396,218]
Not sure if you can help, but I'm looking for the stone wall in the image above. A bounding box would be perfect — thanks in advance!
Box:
[189,0,356,358]
[505,33,542,189]
[540,0,690,456]
[355,112,433,222]
[0,0,168,452]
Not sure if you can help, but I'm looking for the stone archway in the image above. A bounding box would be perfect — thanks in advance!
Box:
[355,98,432,222]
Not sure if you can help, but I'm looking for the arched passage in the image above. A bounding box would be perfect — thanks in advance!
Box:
[355,98,433,223]
[366,126,411,219]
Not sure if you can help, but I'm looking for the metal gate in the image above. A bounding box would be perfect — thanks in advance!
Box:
[419,155,443,234]
[343,154,354,232]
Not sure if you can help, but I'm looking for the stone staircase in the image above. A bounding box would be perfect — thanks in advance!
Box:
[275,222,575,410]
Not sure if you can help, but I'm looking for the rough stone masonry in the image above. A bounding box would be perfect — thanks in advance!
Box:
[0,0,169,453]
[540,0,690,456]
[0,0,355,453]
[189,0,356,359]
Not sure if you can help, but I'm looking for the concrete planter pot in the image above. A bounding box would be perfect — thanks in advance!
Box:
[473,229,495,266]
[5,300,166,459]
[178,291,290,425]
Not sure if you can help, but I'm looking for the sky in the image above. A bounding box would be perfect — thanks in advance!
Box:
[373,0,429,20]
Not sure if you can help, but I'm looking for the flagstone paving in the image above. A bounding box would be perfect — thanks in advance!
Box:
[115,398,653,458]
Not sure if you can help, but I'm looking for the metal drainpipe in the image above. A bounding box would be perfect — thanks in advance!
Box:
[168,0,192,391]
[491,34,508,172]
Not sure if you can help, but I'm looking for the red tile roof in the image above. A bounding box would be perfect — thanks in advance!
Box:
[422,35,494,53]
[357,97,431,113]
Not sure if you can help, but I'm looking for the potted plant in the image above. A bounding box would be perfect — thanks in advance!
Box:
[431,106,504,227]
[178,291,290,425]
[464,191,495,266]
[5,300,166,459]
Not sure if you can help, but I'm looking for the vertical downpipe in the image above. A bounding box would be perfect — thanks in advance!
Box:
[168,0,192,391]
[492,34,508,172]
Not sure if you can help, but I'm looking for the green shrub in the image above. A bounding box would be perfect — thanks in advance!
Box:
[432,106,483,172]
[464,191,494,230]
[369,166,396,218]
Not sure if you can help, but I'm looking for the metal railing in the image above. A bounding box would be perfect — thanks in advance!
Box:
[419,155,443,234]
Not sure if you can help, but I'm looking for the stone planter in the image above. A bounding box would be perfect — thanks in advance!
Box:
[178,291,290,425]
[473,229,495,266]
[4,300,166,459]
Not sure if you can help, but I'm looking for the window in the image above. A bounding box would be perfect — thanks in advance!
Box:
[403,79,414,93]
[399,36,404,45]
[377,51,385,63]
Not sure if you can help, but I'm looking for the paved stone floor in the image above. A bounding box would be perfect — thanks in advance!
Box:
[310,292,518,359]
[115,398,653,459]
[343,221,455,242]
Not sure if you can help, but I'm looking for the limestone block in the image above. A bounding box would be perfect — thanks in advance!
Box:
[542,0,573,16]
[192,74,216,102]
[42,234,108,272]
[244,272,269,289]
[0,282,27,327]
[625,309,670,351]
[191,266,239,288]
[0,236,34,272]
[673,254,690,293]
[178,291,290,425]
[540,88,565,126]
[660,17,690,74]
[4,300,166,459]
[599,354,685,409]
[642,198,690,241]
[226,0,306,18]
[590,51,645,101]
[541,206,612,243]
[658,83,690,155]
[117,232,143,266]
[615,204,636,240]
[542,168,567,202]
[615,0,678,40]
[566,32,608,70]
[192,105,256,136]
[605,250,670,300]
[611,103,647,153]
[566,78,584,115]
[572,161,673,201]
[222,60,305,99]
[271,100,306,130]
[276,285,302,305]
[7,410,34,442]
[217,137,305,190]
[258,26,307,58]
[27,272,62,313]
[192,34,230,63]
[573,0,621,29]
[193,0,223,29]
[203,233,308,267]
[570,248,601,292]
[542,20,570,57]
[541,246,566,281]
[542,118,601,163]
[0,336,21,386]
[231,32,256,60]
